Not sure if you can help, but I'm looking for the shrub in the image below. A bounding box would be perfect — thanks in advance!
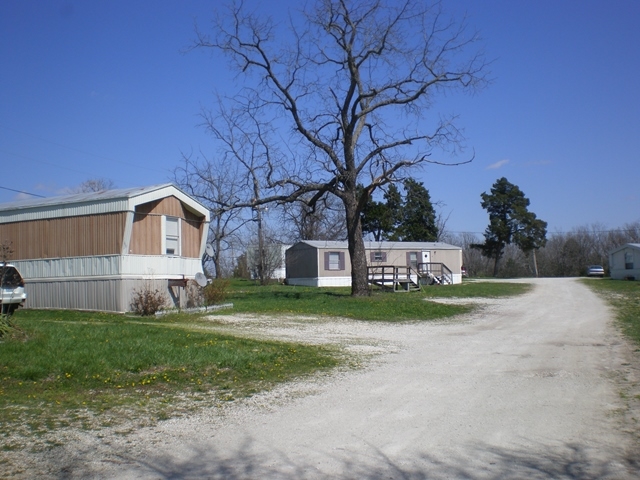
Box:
[130,284,167,316]
[203,279,230,306]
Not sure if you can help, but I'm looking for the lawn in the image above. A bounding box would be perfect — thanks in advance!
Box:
[0,309,340,436]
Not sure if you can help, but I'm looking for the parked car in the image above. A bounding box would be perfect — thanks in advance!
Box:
[586,265,605,277]
[1,263,27,315]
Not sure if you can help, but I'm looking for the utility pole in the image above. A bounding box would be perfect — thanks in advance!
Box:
[254,204,265,284]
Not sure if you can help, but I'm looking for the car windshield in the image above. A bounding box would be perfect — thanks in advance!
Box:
[1,266,24,288]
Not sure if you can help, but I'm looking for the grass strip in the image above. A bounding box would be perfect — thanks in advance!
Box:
[582,278,640,347]
[219,279,530,321]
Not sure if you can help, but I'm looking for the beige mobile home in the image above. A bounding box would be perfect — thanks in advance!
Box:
[609,243,640,280]
[0,184,210,312]
[286,240,463,287]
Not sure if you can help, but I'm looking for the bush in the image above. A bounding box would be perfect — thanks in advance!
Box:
[130,284,167,316]
[203,279,230,306]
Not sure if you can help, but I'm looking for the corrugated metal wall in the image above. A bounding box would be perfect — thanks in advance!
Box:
[15,256,122,278]
[24,277,194,313]
[0,212,126,260]
[25,278,122,311]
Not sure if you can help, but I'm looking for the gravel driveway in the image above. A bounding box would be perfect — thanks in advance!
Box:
[9,278,640,478]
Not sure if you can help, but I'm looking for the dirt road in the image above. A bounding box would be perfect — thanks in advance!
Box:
[14,278,640,478]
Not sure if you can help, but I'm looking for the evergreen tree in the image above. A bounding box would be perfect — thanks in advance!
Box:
[395,179,438,242]
[475,177,547,276]
[361,184,402,241]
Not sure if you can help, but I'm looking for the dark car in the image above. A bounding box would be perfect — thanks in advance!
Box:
[586,265,605,277]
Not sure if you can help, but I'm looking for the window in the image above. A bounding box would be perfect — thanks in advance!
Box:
[165,216,180,255]
[329,252,340,270]
[370,251,387,262]
[325,251,345,271]
[625,252,634,270]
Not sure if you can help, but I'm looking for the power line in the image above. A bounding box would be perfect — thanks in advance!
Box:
[0,185,45,198]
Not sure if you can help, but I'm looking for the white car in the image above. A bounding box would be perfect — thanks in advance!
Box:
[1,263,27,315]
[586,265,605,277]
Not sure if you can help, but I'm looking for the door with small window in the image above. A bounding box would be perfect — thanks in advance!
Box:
[421,251,431,273]
[407,251,419,270]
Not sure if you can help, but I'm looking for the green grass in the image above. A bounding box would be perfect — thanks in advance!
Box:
[582,278,640,346]
[420,279,532,299]
[0,309,339,434]
[218,279,530,321]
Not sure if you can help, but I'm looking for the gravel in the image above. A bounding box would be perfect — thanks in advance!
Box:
[3,278,640,479]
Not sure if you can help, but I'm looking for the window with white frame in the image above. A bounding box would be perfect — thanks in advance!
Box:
[165,216,180,255]
[325,251,345,271]
[329,252,340,270]
[371,251,387,262]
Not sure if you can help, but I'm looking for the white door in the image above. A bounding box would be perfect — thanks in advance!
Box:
[421,251,430,273]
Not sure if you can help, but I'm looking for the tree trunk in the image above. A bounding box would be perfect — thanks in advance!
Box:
[344,198,369,296]
[213,237,223,279]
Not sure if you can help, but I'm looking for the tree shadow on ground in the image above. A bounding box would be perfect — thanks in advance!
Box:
[44,436,640,480]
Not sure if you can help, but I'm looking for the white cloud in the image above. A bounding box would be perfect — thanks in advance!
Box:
[486,159,510,170]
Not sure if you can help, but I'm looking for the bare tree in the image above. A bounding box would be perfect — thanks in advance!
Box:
[173,152,247,278]
[281,195,347,242]
[74,178,115,193]
[193,0,487,295]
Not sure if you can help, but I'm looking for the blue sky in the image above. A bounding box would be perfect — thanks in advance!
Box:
[1,0,638,236]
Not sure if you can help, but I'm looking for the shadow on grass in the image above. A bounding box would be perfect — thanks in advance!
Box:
[38,436,639,479]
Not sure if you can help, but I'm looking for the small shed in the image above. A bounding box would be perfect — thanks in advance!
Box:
[0,184,210,312]
[285,240,463,287]
[609,243,640,280]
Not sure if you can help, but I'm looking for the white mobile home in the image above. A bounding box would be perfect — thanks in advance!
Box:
[609,243,640,280]
[0,184,210,312]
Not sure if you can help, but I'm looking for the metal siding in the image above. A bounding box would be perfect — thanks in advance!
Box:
[24,278,121,311]
[130,213,162,254]
[130,198,204,257]
[181,217,201,258]
[286,243,318,278]
[0,199,130,224]
[0,213,126,260]
[318,248,351,277]
[0,184,209,225]
[13,256,122,278]
[121,255,202,277]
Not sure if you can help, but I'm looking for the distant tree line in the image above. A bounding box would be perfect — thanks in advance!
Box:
[441,221,640,278]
